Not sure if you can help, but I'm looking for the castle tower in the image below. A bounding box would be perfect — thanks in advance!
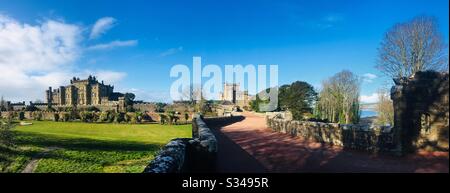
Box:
[46,87,53,104]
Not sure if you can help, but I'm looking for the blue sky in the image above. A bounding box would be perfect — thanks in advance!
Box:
[0,0,448,103]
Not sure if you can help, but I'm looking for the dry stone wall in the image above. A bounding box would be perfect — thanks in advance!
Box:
[267,117,396,153]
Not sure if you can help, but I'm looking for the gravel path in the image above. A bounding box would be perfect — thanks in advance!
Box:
[21,147,60,173]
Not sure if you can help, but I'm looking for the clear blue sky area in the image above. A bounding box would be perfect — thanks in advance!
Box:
[0,0,448,103]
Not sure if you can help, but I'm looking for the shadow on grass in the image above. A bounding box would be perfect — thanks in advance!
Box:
[14,131,164,152]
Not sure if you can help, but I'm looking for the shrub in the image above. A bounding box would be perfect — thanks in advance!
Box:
[18,111,25,121]
[92,112,100,122]
[46,107,56,112]
[159,114,168,125]
[99,111,110,122]
[59,112,70,122]
[114,112,125,123]
[53,113,60,122]
[184,113,189,123]
[32,111,43,121]
[86,106,100,112]
[64,107,73,112]
[0,120,14,147]
[124,113,132,123]
[126,106,135,112]
[79,111,94,122]
[107,111,115,123]
[135,112,143,123]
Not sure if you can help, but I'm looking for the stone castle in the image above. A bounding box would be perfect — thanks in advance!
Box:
[46,76,127,110]
[219,83,250,108]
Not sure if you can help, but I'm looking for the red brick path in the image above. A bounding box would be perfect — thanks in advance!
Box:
[206,112,449,173]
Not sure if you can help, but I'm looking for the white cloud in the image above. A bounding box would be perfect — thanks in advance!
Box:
[90,70,127,84]
[362,73,378,83]
[89,17,116,39]
[160,46,183,57]
[323,14,344,23]
[125,88,172,103]
[360,93,379,104]
[0,14,128,102]
[87,40,138,50]
[0,15,81,72]
[314,14,344,29]
[0,14,81,101]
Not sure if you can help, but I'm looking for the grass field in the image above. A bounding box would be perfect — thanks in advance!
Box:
[0,121,191,173]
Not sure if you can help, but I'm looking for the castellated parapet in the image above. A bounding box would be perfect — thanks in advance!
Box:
[46,75,126,107]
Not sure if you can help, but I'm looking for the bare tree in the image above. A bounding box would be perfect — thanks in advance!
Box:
[180,84,202,103]
[375,88,394,126]
[377,16,448,79]
[315,70,361,124]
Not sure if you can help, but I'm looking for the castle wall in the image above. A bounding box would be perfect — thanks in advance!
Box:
[267,117,395,153]
[391,71,449,152]
[45,76,122,107]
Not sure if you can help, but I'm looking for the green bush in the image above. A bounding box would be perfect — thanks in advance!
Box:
[53,113,60,122]
[32,111,43,121]
[79,111,94,122]
[159,114,168,125]
[86,106,100,112]
[18,111,25,121]
[107,111,115,123]
[59,112,70,122]
[126,106,135,112]
[135,112,143,123]
[124,113,131,123]
[0,120,14,147]
[92,112,100,122]
[114,112,125,123]
[99,111,110,122]
[46,107,56,112]
[184,113,189,123]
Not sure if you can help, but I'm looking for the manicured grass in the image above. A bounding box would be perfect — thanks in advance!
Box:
[0,121,191,173]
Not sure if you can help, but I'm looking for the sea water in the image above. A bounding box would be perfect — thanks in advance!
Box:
[360,110,377,118]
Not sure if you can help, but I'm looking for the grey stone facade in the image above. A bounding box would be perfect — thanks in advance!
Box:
[46,76,126,108]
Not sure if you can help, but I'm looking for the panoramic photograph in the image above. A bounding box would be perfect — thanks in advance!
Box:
[0,0,448,191]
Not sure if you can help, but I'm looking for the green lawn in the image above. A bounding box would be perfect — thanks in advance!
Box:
[0,121,191,173]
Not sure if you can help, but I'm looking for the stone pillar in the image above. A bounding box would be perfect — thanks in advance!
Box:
[390,78,407,156]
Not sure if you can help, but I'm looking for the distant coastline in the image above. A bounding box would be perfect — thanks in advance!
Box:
[360,110,377,118]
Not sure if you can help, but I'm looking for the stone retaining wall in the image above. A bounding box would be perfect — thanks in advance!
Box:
[0,111,56,120]
[143,138,190,173]
[143,114,218,173]
[267,118,396,153]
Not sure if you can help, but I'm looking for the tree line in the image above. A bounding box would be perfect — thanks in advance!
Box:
[251,70,361,124]
[251,15,448,125]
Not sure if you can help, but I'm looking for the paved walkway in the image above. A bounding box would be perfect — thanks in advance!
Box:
[205,113,449,173]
